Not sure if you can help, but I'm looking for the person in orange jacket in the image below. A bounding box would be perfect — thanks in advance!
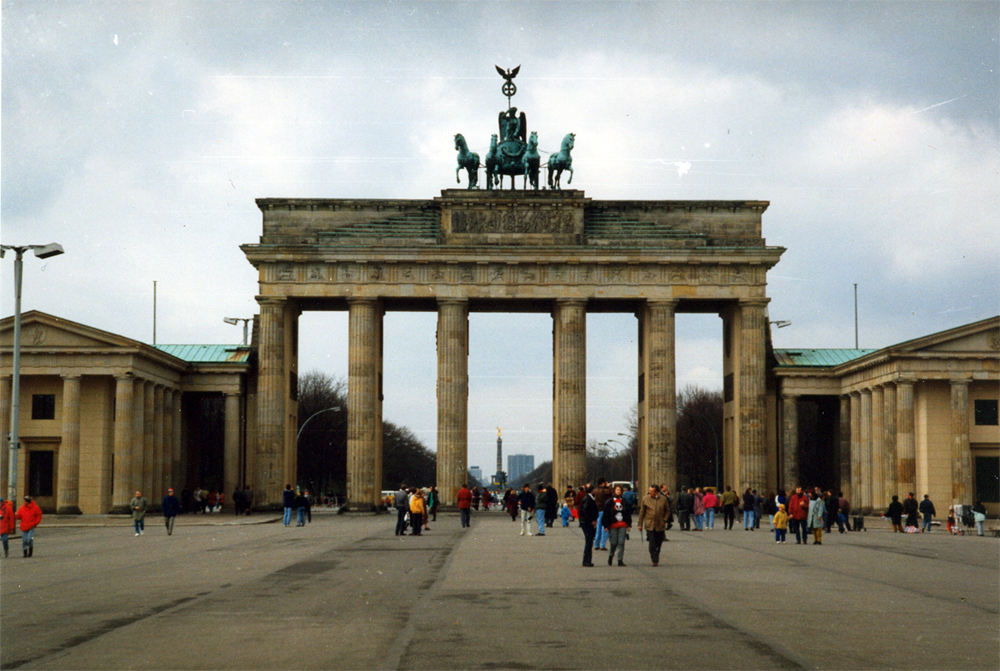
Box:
[15,495,43,558]
[0,496,15,558]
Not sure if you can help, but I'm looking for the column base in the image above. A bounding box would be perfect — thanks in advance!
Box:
[56,505,82,515]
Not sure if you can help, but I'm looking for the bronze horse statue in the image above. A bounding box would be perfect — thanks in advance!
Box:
[454,133,480,189]
[546,133,575,189]
[485,134,500,189]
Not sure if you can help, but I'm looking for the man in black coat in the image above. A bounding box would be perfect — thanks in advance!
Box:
[578,484,599,567]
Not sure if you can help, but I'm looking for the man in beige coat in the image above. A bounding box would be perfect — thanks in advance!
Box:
[636,485,670,566]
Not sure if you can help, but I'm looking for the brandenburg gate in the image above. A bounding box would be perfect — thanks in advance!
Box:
[242,190,784,509]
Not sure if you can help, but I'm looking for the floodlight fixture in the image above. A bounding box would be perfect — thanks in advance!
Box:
[224,316,252,345]
[770,320,792,329]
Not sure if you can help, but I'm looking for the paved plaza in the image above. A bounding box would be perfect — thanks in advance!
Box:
[1,510,997,670]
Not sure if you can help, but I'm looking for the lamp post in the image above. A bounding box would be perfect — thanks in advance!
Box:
[600,438,634,485]
[2,243,65,504]
[223,317,252,346]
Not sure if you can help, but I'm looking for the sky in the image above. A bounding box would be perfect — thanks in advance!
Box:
[3,1,998,475]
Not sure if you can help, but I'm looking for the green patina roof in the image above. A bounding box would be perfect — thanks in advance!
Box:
[155,344,250,364]
[773,349,876,367]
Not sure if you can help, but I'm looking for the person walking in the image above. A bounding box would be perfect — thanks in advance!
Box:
[243,485,254,515]
[702,488,718,530]
[282,484,295,527]
[534,484,547,536]
[720,485,739,530]
[837,491,852,531]
[457,483,473,528]
[807,491,826,544]
[636,485,670,566]
[903,492,920,530]
[885,495,904,532]
[517,484,535,536]
[15,496,43,558]
[0,496,15,558]
[293,490,309,526]
[788,486,810,544]
[545,483,558,528]
[773,503,789,543]
[692,487,706,531]
[762,491,777,530]
[130,490,149,536]
[427,486,439,524]
[394,484,409,536]
[602,485,632,566]
[578,484,599,567]
[409,489,426,536]
[972,500,988,536]
[162,488,180,535]
[741,488,755,531]
[592,478,612,551]
[919,494,936,533]
[676,487,693,531]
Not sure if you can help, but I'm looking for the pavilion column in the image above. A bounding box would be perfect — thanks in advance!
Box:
[347,298,383,511]
[950,380,972,505]
[152,385,165,504]
[163,388,176,492]
[224,392,242,507]
[639,300,677,491]
[256,298,287,508]
[436,299,469,506]
[111,375,135,513]
[896,380,915,495]
[130,379,146,501]
[142,381,155,500]
[859,388,872,513]
[871,386,885,510]
[781,393,799,490]
[849,392,861,509]
[56,375,82,514]
[883,383,897,499]
[553,299,587,492]
[738,299,768,492]
[839,395,851,499]
[0,377,11,501]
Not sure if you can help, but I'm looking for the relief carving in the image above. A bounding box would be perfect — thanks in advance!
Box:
[452,208,575,234]
[307,266,325,281]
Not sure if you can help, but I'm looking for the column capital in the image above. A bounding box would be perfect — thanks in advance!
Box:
[739,298,771,308]
[949,378,971,387]
[647,298,680,309]
[224,390,242,398]
[554,297,588,307]
[61,374,82,380]
[255,295,286,307]
[781,392,799,400]
[895,376,916,387]
[437,297,468,307]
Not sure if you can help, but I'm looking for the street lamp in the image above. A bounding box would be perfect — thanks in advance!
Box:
[2,242,65,504]
[600,437,635,485]
[223,317,252,346]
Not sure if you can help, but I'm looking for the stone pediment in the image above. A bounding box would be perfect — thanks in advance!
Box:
[888,316,1000,356]
[0,310,146,351]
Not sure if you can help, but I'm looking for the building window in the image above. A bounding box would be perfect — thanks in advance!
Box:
[974,399,998,426]
[31,394,56,420]
[975,456,999,503]
[29,450,54,497]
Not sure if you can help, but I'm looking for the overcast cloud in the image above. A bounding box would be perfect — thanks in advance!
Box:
[3,1,997,474]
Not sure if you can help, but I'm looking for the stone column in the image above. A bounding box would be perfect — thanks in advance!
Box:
[256,298,286,508]
[56,375,82,514]
[850,392,861,509]
[163,388,176,492]
[173,390,183,489]
[153,385,165,504]
[112,375,135,513]
[951,380,972,504]
[130,378,146,501]
[896,380,915,495]
[871,386,885,510]
[639,300,677,491]
[859,388,872,513]
[142,381,155,500]
[436,299,469,506]
[553,299,588,492]
[781,393,799,490]
[839,395,851,499]
[347,299,383,510]
[738,299,768,492]
[0,377,11,500]
[224,392,241,507]
[883,383,897,499]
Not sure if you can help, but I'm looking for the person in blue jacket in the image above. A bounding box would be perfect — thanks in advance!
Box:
[162,488,180,536]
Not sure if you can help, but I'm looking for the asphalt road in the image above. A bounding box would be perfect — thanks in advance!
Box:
[1,511,997,670]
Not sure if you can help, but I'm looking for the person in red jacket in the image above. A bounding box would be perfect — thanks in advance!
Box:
[787,486,810,545]
[15,495,43,558]
[456,483,473,528]
[0,496,15,558]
